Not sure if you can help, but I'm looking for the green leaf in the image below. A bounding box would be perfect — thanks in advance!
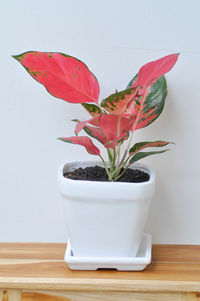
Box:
[126,75,167,129]
[101,87,137,114]
[72,119,80,122]
[129,140,171,156]
[83,125,106,145]
[82,103,102,117]
[129,150,169,165]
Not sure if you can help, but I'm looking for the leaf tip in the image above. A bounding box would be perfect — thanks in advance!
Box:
[11,54,18,60]
[57,137,66,142]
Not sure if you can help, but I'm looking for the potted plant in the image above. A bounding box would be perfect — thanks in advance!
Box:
[13,52,179,267]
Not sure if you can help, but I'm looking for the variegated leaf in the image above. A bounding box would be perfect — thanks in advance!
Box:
[129,140,171,156]
[101,87,137,114]
[83,125,129,149]
[126,54,179,131]
[83,125,106,145]
[58,136,100,155]
[106,132,130,148]
[82,103,102,117]
[13,51,100,104]
[126,75,167,129]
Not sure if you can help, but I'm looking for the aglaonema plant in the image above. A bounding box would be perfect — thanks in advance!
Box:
[13,52,179,181]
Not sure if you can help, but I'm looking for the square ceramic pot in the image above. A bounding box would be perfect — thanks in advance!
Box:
[58,161,155,258]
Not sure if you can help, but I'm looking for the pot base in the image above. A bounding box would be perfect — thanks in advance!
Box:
[65,233,151,271]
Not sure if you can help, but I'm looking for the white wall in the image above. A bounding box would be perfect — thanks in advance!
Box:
[0,0,200,243]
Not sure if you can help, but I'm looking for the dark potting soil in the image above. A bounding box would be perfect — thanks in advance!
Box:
[64,165,150,183]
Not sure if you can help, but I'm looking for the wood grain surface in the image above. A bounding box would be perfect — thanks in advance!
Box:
[0,243,200,300]
[2,289,200,301]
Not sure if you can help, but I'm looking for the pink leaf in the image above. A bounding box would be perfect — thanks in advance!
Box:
[58,136,100,155]
[106,132,130,148]
[75,115,100,135]
[75,119,93,135]
[13,51,100,104]
[75,114,132,148]
[126,54,179,132]
[84,125,129,149]
[131,53,179,89]
[99,114,133,141]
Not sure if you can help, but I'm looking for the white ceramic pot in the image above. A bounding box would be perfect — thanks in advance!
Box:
[58,161,155,258]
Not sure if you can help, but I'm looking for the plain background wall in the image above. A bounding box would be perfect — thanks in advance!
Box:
[0,0,200,243]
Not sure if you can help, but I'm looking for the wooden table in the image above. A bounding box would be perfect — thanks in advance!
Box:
[0,243,200,300]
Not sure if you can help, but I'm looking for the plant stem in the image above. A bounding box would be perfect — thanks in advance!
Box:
[113,165,129,181]
[116,143,121,168]
[113,147,116,168]
[99,155,110,179]
[107,148,116,173]
[119,131,134,167]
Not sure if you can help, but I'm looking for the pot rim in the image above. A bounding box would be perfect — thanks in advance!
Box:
[58,160,155,186]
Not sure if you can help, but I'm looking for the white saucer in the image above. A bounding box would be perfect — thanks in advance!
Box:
[65,233,151,271]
